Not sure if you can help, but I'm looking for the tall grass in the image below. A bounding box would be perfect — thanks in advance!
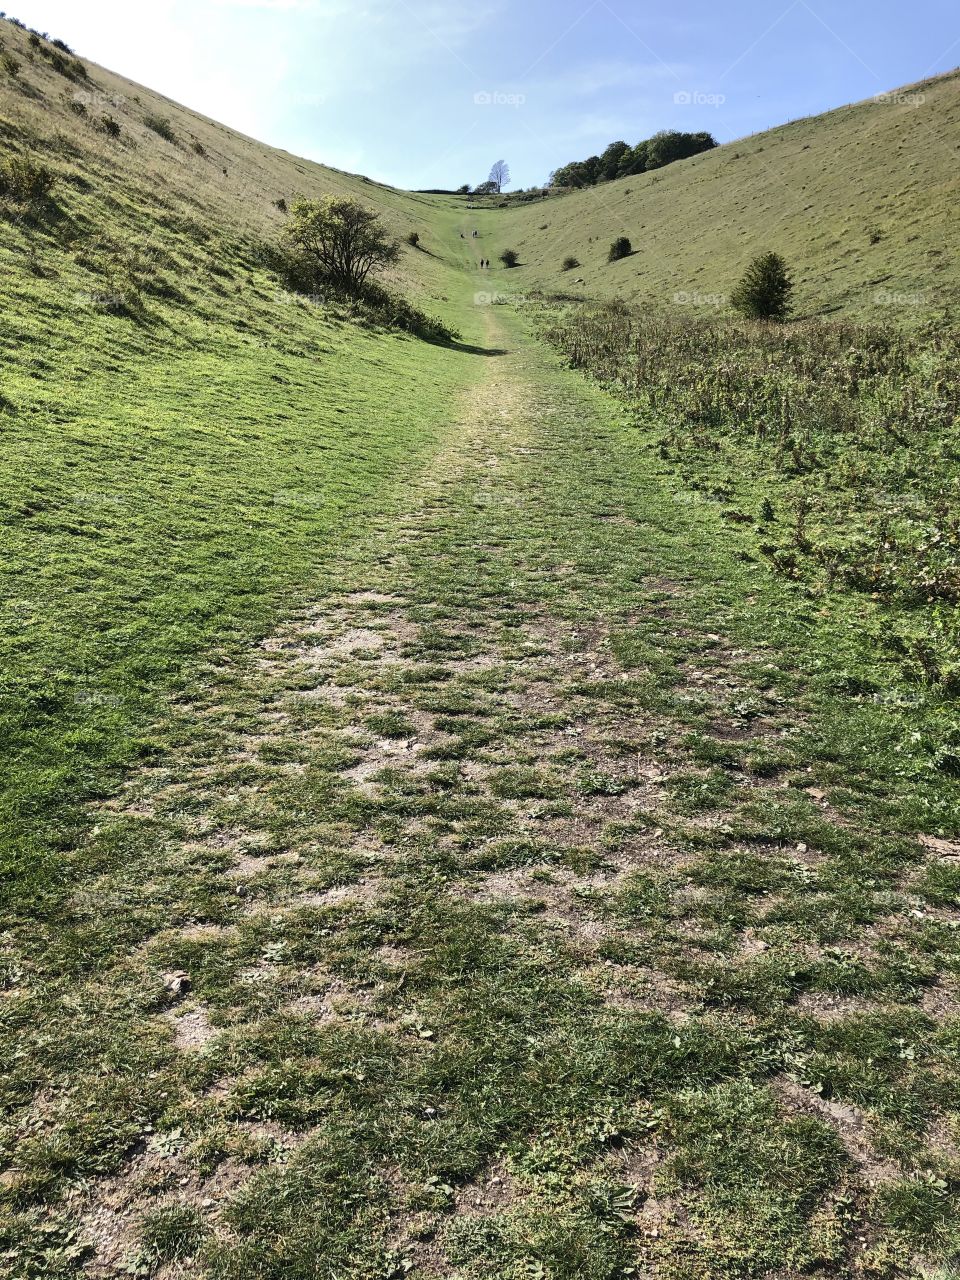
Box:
[540,301,960,687]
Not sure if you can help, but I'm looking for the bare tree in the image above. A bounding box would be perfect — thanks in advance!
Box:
[488,159,510,194]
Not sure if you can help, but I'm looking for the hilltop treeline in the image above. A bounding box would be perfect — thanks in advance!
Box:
[551,131,717,189]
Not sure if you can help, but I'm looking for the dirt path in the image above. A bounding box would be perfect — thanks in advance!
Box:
[8,302,960,1280]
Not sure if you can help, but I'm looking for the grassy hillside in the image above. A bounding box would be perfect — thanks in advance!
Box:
[488,70,960,320]
[0,16,468,308]
[3,12,960,1280]
[0,14,490,927]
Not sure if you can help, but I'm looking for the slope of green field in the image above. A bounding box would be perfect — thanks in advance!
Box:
[488,70,960,320]
[3,16,960,1280]
[0,16,481,922]
[0,18,470,307]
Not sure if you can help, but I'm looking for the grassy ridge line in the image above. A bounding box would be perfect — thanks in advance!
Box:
[488,69,960,320]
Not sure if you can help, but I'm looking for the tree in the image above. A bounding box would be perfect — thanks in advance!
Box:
[281,196,400,296]
[456,184,472,194]
[731,252,794,321]
[617,140,649,178]
[581,155,602,185]
[599,141,630,182]
[474,180,498,196]
[500,249,519,268]
[552,161,589,189]
[489,159,510,193]
[608,237,633,262]
[646,129,717,169]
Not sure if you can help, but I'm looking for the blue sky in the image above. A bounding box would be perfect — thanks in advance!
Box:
[11,0,960,188]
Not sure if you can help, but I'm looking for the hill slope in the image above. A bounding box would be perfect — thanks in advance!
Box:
[3,17,960,1280]
[0,14,482,925]
[0,16,467,309]
[490,70,960,319]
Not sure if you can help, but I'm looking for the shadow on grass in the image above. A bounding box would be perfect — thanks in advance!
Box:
[449,341,511,357]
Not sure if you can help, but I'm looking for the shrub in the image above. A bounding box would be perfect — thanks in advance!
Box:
[144,114,177,143]
[406,230,420,247]
[273,197,287,213]
[2,51,19,77]
[28,32,40,50]
[99,115,121,139]
[69,99,87,117]
[500,248,519,268]
[608,237,632,262]
[356,281,460,344]
[730,252,794,322]
[280,195,400,296]
[0,155,55,202]
[561,255,580,271]
[190,139,205,156]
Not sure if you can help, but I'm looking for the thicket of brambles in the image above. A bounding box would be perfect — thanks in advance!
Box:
[539,299,960,691]
[551,131,717,189]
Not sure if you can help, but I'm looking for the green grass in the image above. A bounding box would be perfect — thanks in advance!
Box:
[487,69,960,320]
[1,13,960,1280]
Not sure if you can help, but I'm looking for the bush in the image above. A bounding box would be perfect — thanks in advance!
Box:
[273,197,287,213]
[500,249,519,268]
[280,195,400,296]
[271,237,457,345]
[69,99,87,117]
[1,51,19,77]
[39,46,83,78]
[99,115,121,139]
[561,255,580,271]
[406,230,420,247]
[0,155,55,202]
[730,252,794,322]
[144,114,177,143]
[608,237,632,262]
[357,281,460,344]
[190,139,205,156]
